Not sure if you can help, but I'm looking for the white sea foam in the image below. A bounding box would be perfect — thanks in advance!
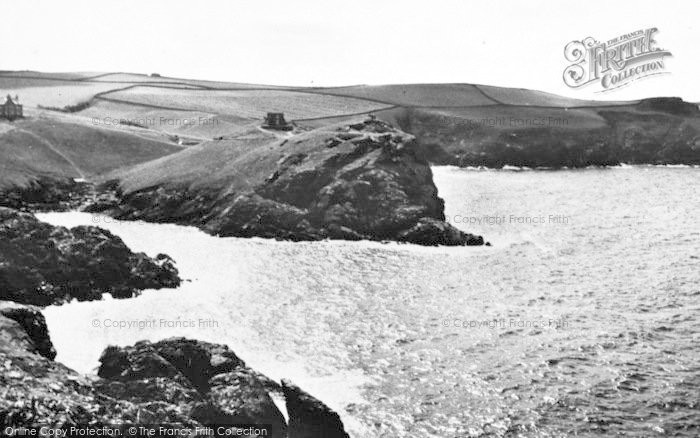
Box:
[38,212,371,437]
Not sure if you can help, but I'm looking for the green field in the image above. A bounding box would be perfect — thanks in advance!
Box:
[314,84,500,107]
[102,87,392,120]
[80,100,250,139]
[0,79,125,108]
[88,73,292,89]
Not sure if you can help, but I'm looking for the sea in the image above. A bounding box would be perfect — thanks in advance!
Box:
[38,165,700,438]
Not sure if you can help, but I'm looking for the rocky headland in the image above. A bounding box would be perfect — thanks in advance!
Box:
[381,97,700,168]
[88,118,485,246]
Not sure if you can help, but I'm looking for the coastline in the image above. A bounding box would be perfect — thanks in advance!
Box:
[1,209,355,437]
[3,166,699,437]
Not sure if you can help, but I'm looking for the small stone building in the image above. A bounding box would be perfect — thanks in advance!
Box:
[262,112,292,131]
[0,95,23,120]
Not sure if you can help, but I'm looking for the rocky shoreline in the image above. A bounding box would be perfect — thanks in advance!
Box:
[0,177,94,213]
[7,108,697,435]
[0,208,352,436]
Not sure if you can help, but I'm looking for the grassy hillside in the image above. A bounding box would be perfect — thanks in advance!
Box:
[0,71,98,80]
[0,128,80,188]
[313,84,500,107]
[311,84,637,108]
[88,73,292,89]
[80,100,251,139]
[474,85,636,107]
[107,128,280,193]
[0,117,182,188]
[103,87,392,119]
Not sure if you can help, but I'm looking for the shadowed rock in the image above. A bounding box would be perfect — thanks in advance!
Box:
[1,304,353,438]
[282,379,350,438]
[0,325,287,436]
[0,207,181,306]
[97,338,287,437]
[0,301,56,360]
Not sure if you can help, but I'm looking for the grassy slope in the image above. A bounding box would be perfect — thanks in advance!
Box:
[109,128,288,193]
[0,127,80,188]
[0,71,98,80]
[313,84,500,107]
[89,73,293,90]
[108,123,358,195]
[474,84,636,107]
[79,100,250,139]
[0,117,182,188]
[104,87,391,120]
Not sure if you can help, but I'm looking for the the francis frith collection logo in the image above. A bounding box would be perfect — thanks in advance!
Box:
[563,28,672,92]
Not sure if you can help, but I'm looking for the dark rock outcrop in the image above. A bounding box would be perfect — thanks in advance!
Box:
[398,217,484,246]
[0,177,94,212]
[95,338,287,436]
[100,119,484,246]
[0,310,351,438]
[282,379,350,438]
[0,301,56,360]
[1,308,106,427]
[0,207,181,306]
[0,310,284,434]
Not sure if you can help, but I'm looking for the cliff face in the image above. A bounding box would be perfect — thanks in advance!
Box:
[95,119,484,246]
[0,207,181,306]
[388,98,700,168]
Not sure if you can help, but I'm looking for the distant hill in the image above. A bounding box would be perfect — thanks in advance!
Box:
[1,70,698,186]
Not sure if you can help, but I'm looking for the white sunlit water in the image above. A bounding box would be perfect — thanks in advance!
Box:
[38,165,700,438]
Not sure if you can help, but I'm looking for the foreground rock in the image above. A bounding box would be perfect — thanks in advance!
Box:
[96,338,287,436]
[0,310,283,434]
[0,207,181,306]
[0,301,56,360]
[282,380,350,438]
[0,304,352,437]
[92,118,484,246]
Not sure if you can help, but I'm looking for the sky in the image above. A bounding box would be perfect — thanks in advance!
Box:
[0,0,698,101]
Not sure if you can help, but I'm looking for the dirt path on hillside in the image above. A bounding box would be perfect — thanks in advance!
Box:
[16,129,86,178]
